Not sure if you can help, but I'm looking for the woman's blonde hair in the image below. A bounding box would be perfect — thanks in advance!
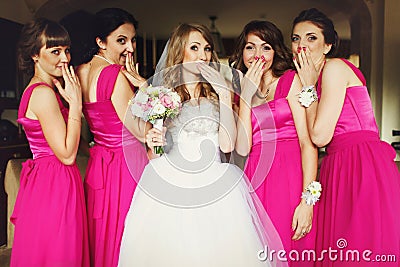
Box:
[163,23,219,102]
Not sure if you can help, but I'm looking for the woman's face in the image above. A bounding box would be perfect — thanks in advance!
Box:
[291,21,332,65]
[242,33,274,73]
[101,22,136,65]
[33,45,71,78]
[182,30,212,73]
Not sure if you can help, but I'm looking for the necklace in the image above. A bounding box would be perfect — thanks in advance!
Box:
[255,88,270,100]
[255,77,278,100]
[94,54,113,65]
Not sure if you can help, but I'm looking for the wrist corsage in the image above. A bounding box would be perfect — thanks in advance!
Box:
[298,85,318,107]
[301,181,322,206]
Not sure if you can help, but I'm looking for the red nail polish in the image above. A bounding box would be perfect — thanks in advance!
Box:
[254,56,259,60]
[303,47,306,51]
[297,47,301,53]
[261,55,265,60]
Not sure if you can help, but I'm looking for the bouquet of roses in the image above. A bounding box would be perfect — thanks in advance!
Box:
[129,85,182,154]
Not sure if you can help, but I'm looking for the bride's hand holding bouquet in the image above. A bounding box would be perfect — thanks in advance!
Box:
[130,85,181,154]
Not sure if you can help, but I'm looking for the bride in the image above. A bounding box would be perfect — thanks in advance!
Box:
[118,23,287,267]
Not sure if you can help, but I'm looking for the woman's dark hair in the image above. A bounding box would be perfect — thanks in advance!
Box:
[17,18,71,76]
[83,7,138,63]
[229,20,293,77]
[292,8,339,57]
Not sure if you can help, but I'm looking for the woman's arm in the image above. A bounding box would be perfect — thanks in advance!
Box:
[287,75,318,240]
[31,64,82,165]
[112,72,151,143]
[197,62,237,153]
[218,91,237,153]
[303,59,348,147]
[235,59,265,156]
[235,96,253,156]
[294,50,351,147]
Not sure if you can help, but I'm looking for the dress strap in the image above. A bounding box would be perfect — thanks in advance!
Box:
[18,82,52,119]
[316,58,366,97]
[274,69,296,99]
[96,64,122,101]
[340,58,366,86]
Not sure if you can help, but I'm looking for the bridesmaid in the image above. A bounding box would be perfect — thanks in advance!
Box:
[231,20,319,266]
[291,8,400,266]
[11,18,89,266]
[76,8,150,267]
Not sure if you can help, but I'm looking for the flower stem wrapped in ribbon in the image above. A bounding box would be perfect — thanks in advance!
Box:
[298,85,318,107]
[129,85,182,154]
[301,181,322,206]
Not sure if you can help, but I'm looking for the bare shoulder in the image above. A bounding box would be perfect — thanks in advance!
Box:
[30,85,58,107]
[28,85,59,114]
[76,62,91,78]
[324,58,362,86]
[322,58,352,81]
[323,58,348,72]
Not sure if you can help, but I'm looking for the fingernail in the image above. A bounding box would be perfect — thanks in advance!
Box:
[303,47,306,51]
[293,57,296,61]
[297,47,301,53]
[121,66,125,70]
[254,56,259,60]
[261,55,265,60]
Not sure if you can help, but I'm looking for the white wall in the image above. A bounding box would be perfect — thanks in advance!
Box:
[382,0,400,155]
[367,0,400,159]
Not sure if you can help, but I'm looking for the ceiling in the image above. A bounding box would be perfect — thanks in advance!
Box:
[1,0,354,41]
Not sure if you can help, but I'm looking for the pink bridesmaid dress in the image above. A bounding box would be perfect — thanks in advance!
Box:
[83,64,148,267]
[11,83,89,267]
[314,59,400,266]
[244,70,317,266]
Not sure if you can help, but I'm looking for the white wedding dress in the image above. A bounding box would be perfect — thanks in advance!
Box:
[118,98,286,267]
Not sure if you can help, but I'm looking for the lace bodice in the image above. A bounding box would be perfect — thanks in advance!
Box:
[164,98,220,161]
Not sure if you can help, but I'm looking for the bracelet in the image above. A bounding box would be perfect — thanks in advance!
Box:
[301,181,322,206]
[68,116,81,123]
[298,85,318,107]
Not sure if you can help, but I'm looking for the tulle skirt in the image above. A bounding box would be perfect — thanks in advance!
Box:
[118,153,288,267]
[10,156,89,267]
[315,130,400,267]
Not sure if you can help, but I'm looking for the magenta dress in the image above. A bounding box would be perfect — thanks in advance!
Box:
[83,65,149,267]
[244,70,317,266]
[10,83,89,267]
[314,59,400,267]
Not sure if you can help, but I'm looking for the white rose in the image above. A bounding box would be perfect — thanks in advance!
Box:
[152,103,166,115]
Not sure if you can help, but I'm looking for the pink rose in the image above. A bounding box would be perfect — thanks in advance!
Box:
[160,93,175,109]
